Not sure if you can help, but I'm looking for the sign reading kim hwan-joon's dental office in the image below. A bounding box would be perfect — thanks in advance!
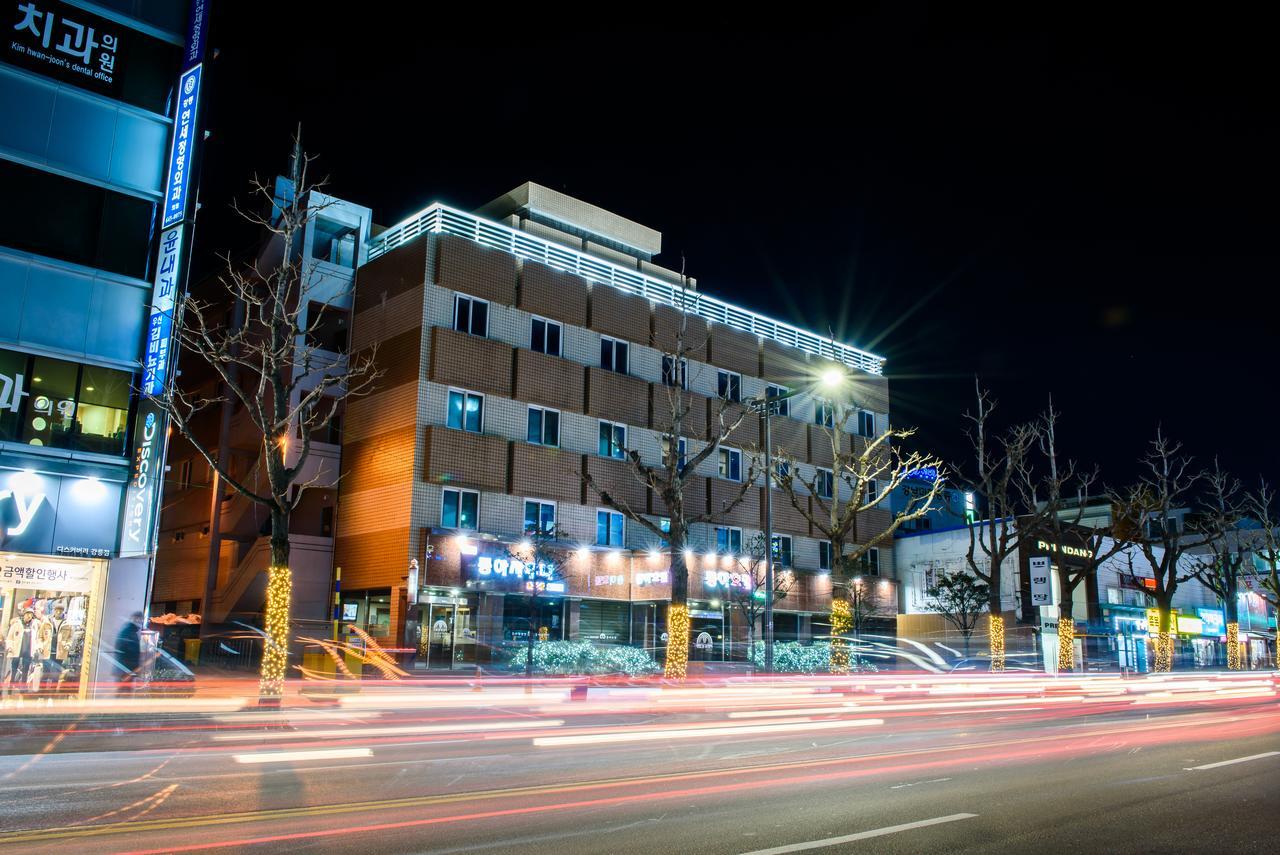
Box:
[0,467,121,557]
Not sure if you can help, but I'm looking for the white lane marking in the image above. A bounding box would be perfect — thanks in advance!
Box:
[738,813,979,854]
[214,719,564,741]
[1184,751,1280,771]
[232,748,373,764]
[533,718,883,747]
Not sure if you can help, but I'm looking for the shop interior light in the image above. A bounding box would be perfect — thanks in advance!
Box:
[683,549,695,562]
[518,539,532,551]
[576,547,591,560]
[456,536,477,555]
[648,549,662,560]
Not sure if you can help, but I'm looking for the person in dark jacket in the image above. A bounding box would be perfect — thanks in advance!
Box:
[115,611,143,688]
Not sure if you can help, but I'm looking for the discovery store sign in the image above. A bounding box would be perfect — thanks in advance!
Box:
[0,467,120,557]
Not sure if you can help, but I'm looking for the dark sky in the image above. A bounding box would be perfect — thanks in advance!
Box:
[195,9,1279,490]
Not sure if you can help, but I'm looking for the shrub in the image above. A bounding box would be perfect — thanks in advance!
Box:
[749,641,878,674]
[508,641,661,676]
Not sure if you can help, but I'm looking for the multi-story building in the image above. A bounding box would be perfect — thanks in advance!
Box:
[334,182,894,669]
[1,1,195,694]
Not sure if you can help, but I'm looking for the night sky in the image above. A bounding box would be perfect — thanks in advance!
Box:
[194,9,1279,490]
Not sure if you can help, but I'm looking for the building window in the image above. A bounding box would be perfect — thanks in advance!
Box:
[717,370,741,402]
[661,356,688,389]
[527,406,560,447]
[0,348,133,457]
[865,479,878,505]
[178,459,193,490]
[771,534,793,568]
[862,547,880,576]
[819,541,833,571]
[306,302,350,353]
[600,336,629,374]
[596,509,625,546]
[715,526,742,555]
[857,410,875,437]
[774,459,790,481]
[661,435,687,472]
[766,384,790,417]
[530,317,562,356]
[816,467,834,500]
[598,420,627,459]
[454,295,489,337]
[441,488,479,530]
[447,389,484,433]
[718,447,742,481]
[815,400,835,428]
[524,500,556,535]
[659,516,671,549]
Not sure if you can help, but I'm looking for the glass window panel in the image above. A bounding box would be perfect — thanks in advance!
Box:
[524,501,538,533]
[527,408,542,444]
[464,394,482,432]
[471,300,488,336]
[531,318,545,352]
[460,491,478,529]
[543,410,559,447]
[74,363,131,455]
[0,349,29,443]
[596,511,608,546]
[540,503,555,533]
[610,513,624,546]
[447,391,464,429]
[442,491,459,527]
[25,357,78,449]
[546,322,561,356]
[454,298,470,333]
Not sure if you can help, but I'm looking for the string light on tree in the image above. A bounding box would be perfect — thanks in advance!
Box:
[1057,617,1075,672]
[988,614,1006,671]
[259,564,292,699]
[829,599,852,674]
[1226,622,1241,670]
[665,604,689,679]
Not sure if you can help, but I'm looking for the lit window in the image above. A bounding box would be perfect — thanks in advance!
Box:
[715,526,742,554]
[442,488,479,530]
[447,389,483,433]
[527,406,560,447]
[596,510,625,546]
[0,349,133,456]
[600,337,629,374]
[771,534,793,568]
[717,370,741,403]
[524,500,556,535]
[598,420,627,459]
[531,317,562,356]
[718,447,742,481]
[454,295,488,337]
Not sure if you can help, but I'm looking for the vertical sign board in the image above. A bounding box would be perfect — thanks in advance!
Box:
[1029,556,1054,607]
[118,1,209,558]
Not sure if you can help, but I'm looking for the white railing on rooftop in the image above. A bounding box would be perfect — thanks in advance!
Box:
[365,203,885,375]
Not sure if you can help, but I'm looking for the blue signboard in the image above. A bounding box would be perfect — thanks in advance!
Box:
[140,225,183,397]
[161,63,202,229]
[1198,608,1225,636]
[183,0,209,72]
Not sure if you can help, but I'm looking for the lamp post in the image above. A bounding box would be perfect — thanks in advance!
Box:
[746,367,848,675]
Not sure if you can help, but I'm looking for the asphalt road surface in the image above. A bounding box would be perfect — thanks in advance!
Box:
[0,673,1276,854]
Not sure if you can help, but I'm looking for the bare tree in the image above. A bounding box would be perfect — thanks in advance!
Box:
[1021,402,1126,671]
[1243,480,1280,661]
[957,379,1042,671]
[774,393,944,673]
[723,533,794,671]
[1107,430,1212,672]
[1188,464,1250,669]
[582,289,756,678]
[923,570,990,658]
[161,136,378,699]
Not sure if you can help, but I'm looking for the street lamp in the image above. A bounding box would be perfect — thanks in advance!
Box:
[745,365,849,675]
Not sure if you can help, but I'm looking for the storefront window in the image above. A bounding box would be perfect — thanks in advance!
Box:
[1,558,99,699]
[0,348,134,456]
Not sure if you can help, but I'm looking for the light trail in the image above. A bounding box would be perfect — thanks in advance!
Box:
[232,748,373,764]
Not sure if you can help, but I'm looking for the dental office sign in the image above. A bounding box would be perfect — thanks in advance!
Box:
[119,0,209,558]
[8,1,123,95]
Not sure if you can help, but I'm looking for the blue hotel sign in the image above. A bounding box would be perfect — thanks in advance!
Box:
[160,63,202,229]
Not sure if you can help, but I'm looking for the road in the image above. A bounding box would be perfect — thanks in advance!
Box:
[0,672,1276,854]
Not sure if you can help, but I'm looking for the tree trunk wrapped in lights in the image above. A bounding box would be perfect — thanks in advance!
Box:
[260,563,292,698]
[665,604,689,679]
[829,599,852,674]
[1226,622,1242,670]
[1056,616,1075,673]
[988,614,1006,671]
